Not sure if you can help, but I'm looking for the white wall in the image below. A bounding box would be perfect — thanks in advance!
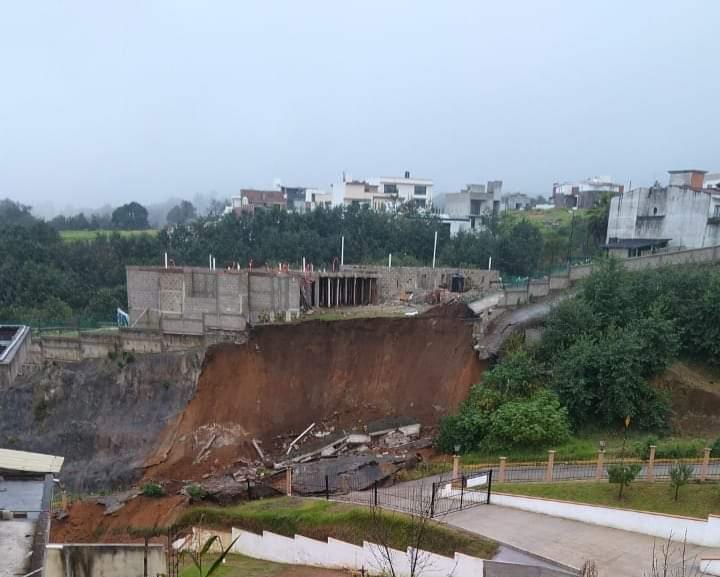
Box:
[492,493,720,548]
[701,558,720,576]
[189,526,488,577]
[46,544,166,577]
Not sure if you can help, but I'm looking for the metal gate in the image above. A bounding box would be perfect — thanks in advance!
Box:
[428,469,492,517]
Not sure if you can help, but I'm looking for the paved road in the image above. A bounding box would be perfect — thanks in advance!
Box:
[445,505,720,577]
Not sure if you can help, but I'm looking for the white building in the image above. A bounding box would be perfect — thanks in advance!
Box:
[605,169,720,257]
[553,177,624,209]
[335,172,433,210]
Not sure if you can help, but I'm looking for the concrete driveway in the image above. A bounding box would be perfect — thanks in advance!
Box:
[445,505,720,577]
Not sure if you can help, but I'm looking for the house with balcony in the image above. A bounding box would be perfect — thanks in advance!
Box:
[605,169,720,257]
[336,172,433,210]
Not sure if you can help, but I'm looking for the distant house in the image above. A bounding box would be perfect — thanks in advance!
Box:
[605,169,720,257]
[336,171,433,210]
[280,186,333,213]
[553,177,624,209]
[230,189,287,215]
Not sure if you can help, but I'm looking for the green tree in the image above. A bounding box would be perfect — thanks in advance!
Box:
[166,200,197,225]
[669,463,693,501]
[496,219,544,277]
[607,463,642,499]
[111,201,149,229]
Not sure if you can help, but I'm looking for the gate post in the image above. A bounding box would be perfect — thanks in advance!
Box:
[452,454,460,479]
[701,447,711,482]
[325,475,330,499]
[647,445,656,483]
[545,450,555,482]
[460,475,465,510]
[499,457,507,483]
[486,469,493,504]
[373,481,378,507]
[285,467,292,496]
[430,482,437,517]
[595,450,605,480]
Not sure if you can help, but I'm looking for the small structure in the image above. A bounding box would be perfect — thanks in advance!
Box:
[553,176,624,209]
[0,325,31,387]
[0,448,64,577]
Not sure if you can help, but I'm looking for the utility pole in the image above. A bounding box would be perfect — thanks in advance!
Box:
[432,231,438,269]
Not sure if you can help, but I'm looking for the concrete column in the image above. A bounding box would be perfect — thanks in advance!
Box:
[701,447,711,482]
[595,450,605,480]
[452,455,460,480]
[647,445,656,483]
[499,457,507,483]
[285,467,292,496]
[545,450,555,482]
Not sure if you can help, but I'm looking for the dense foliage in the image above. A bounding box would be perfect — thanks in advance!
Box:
[439,257,720,451]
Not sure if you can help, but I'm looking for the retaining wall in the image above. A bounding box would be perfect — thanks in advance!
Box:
[491,493,720,548]
[46,544,166,577]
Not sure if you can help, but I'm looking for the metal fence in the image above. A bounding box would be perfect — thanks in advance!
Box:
[292,468,492,518]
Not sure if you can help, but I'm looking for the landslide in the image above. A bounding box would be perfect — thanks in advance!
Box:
[0,350,202,491]
[146,308,484,481]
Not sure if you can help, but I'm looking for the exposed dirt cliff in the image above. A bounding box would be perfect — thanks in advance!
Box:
[0,350,203,491]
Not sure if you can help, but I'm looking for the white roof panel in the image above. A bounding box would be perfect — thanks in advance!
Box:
[0,448,64,474]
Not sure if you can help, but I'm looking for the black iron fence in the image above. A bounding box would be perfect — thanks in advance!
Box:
[292,468,492,518]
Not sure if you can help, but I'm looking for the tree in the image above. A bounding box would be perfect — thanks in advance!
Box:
[669,463,693,502]
[111,201,149,230]
[0,199,37,227]
[166,200,197,225]
[607,463,641,499]
[495,219,544,277]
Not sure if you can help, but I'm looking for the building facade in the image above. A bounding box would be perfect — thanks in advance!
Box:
[336,172,433,210]
[229,189,287,215]
[553,177,624,209]
[605,169,720,256]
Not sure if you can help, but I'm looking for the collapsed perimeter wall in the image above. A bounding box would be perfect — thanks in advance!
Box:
[146,309,485,480]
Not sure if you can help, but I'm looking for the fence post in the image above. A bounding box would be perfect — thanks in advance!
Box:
[499,457,507,483]
[486,469,493,504]
[701,447,711,482]
[545,450,555,482]
[246,478,252,500]
[648,445,656,483]
[452,454,460,478]
[460,475,465,511]
[430,482,436,517]
[325,475,330,500]
[285,467,292,496]
[373,480,378,507]
[595,450,605,480]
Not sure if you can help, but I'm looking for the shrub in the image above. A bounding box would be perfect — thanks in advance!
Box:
[635,435,659,459]
[482,349,544,397]
[655,440,703,460]
[485,390,571,450]
[711,436,720,458]
[669,463,693,501]
[607,463,642,499]
[185,484,208,501]
[141,482,165,498]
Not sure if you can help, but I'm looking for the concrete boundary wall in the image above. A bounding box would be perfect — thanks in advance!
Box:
[46,544,166,577]
[701,558,720,576]
[0,326,31,386]
[182,527,486,577]
[491,493,720,548]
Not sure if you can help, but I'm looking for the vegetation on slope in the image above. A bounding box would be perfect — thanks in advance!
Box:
[177,497,497,559]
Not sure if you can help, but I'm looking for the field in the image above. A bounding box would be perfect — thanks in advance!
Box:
[494,481,720,519]
[178,497,497,559]
[59,229,159,242]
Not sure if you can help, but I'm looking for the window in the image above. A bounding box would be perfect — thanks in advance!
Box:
[384,183,398,195]
[470,199,482,214]
[414,185,427,196]
[715,205,720,217]
[414,198,426,208]
[653,207,658,215]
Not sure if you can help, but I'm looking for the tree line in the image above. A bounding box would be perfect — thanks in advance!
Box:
[0,197,606,324]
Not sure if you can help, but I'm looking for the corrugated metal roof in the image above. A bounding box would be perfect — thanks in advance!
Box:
[0,448,64,474]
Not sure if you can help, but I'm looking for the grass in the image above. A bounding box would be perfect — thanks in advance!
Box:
[177,497,497,560]
[59,229,159,242]
[495,481,720,519]
[179,553,295,577]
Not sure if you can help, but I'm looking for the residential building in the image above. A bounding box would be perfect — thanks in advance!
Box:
[605,169,720,257]
[229,189,287,215]
[280,186,333,212]
[336,172,433,210]
[553,177,624,209]
[501,192,533,211]
[705,172,720,190]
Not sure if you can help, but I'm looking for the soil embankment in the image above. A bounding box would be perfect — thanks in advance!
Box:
[146,310,484,480]
[0,351,203,491]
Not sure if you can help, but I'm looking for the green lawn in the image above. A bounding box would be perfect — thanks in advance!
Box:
[59,229,159,242]
[177,497,497,560]
[495,481,720,519]
[179,553,294,577]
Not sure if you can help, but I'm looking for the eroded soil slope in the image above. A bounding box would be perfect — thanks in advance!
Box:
[147,311,484,480]
[0,351,202,491]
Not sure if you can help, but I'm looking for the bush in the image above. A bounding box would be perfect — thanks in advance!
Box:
[185,484,208,501]
[485,390,571,450]
[711,436,720,457]
[482,349,544,397]
[141,482,165,498]
[635,435,659,459]
[607,463,642,499]
[669,463,693,501]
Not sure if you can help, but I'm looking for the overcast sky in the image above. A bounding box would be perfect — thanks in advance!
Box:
[1,1,719,215]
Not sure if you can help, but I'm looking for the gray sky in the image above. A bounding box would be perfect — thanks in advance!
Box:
[1,0,719,215]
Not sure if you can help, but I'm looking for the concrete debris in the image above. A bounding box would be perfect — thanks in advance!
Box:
[192,433,217,465]
[251,439,265,461]
[286,422,316,455]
